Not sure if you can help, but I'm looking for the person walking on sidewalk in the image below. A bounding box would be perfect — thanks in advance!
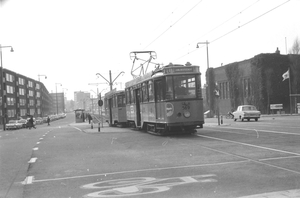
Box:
[87,114,93,124]
[47,116,50,126]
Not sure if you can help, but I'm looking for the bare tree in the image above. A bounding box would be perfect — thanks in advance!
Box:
[289,37,300,54]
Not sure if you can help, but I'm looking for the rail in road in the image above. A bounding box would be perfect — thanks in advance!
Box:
[2,115,300,197]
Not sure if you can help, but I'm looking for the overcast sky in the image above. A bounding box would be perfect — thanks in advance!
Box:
[1,0,299,100]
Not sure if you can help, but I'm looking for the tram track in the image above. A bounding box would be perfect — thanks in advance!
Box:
[195,133,300,175]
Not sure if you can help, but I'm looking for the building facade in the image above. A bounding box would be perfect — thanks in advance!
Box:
[205,52,300,116]
[50,93,65,114]
[74,91,91,110]
[0,68,53,124]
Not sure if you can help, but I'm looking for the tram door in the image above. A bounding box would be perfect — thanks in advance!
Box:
[108,98,113,126]
[135,89,141,127]
[154,79,163,120]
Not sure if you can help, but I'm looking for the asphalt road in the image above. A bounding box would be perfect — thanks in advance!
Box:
[1,114,300,198]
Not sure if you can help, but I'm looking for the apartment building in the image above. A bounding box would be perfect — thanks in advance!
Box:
[0,68,53,124]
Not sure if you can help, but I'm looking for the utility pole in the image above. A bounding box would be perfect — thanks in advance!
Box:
[96,70,124,91]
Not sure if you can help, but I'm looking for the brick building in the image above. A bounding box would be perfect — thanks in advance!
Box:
[0,68,53,125]
[206,52,300,116]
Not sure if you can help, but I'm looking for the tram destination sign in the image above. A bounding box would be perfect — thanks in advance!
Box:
[164,66,199,74]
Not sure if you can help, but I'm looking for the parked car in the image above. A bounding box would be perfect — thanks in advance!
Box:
[35,117,44,125]
[6,120,23,130]
[233,105,261,122]
[18,119,28,128]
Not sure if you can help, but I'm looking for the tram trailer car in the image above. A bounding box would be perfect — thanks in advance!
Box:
[104,90,127,127]
[125,64,204,135]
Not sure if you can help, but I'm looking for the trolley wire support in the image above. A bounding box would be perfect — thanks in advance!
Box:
[129,51,159,78]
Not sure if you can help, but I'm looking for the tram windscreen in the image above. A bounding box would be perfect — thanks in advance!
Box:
[166,75,197,99]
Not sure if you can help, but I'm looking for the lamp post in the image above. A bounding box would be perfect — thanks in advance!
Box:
[55,83,62,114]
[0,44,14,131]
[38,74,47,82]
[196,41,210,69]
[197,41,212,117]
[62,88,68,113]
[96,70,124,91]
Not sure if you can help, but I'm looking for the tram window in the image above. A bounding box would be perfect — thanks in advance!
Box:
[174,75,196,99]
[148,80,154,102]
[117,95,125,107]
[165,76,174,100]
[155,80,163,102]
[125,89,130,104]
[113,95,116,107]
[141,82,148,102]
[131,88,135,104]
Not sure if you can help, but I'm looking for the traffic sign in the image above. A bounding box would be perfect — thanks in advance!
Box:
[98,99,103,107]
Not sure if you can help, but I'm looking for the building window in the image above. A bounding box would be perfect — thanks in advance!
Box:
[36,83,40,89]
[30,109,35,115]
[19,88,25,96]
[37,100,41,106]
[29,90,34,97]
[7,109,16,118]
[36,91,40,98]
[7,97,15,105]
[18,78,25,85]
[29,99,34,106]
[28,81,33,88]
[20,109,27,116]
[6,85,14,94]
[6,73,14,82]
[20,99,26,106]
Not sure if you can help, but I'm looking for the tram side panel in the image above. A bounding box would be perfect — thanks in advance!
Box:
[165,100,204,127]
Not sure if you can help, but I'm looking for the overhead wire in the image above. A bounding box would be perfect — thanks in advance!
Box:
[143,0,204,50]
[173,0,291,62]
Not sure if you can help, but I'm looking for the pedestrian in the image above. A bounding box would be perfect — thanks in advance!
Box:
[88,114,93,124]
[47,116,50,126]
[28,116,36,129]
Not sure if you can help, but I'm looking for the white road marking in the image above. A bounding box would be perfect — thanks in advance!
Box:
[24,160,247,184]
[36,142,40,144]
[196,134,300,175]
[196,134,300,156]
[39,138,43,140]
[206,125,300,136]
[22,176,34,185]
[33,147,38,151]
[238,189,300,198]
[28,158,37,163]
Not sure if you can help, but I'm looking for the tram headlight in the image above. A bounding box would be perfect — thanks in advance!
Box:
[183,110,191,118]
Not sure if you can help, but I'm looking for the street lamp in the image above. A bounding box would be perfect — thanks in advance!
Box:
[0,44,14,131]
[196,41,210,69]
[96,70,124,91]
[55,83,62,114]
[38,74,47,82]
[62,88,68,113]
[197,41,212,117]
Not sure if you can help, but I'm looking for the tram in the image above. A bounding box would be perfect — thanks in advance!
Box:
[125,64,204,135]
[104,89,127,127]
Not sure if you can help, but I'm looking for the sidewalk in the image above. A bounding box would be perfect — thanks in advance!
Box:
[69,121,134,133]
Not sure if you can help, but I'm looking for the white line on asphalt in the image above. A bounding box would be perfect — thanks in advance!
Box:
[196,134,300,156]
[22,176,34,185]
[24,160,249,184]
[28,158,37,163]
[259,155,300,161]
[33,147,38,151]
[196,134,300,175]
[71,126,82,132]
[206,125,300,136]
[39,138,43,140]
[36,142,40,144]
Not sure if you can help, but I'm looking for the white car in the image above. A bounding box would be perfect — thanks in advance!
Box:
[6,120,23,130]
[233,105,261,122]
